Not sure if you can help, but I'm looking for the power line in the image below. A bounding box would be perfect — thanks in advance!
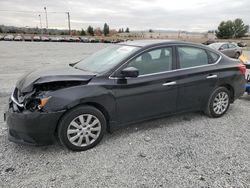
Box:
[0,10,68,14]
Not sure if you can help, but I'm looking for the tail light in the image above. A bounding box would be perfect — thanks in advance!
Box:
[239,64,246,75]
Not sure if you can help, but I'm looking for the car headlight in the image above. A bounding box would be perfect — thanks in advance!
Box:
[38,97,51,109]
[25,96,51,111]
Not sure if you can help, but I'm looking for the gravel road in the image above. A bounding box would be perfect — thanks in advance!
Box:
[0,41,250,188]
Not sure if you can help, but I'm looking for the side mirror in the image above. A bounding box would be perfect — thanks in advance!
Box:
[121,67,139,78]
[218,47,223,51]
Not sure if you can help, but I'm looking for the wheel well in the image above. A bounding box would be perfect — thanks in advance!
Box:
[54,102,111,136]
[219,84,234,102]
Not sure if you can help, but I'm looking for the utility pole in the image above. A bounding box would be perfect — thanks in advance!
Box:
[38,14,43,35]
[44,7,48,29]
[67,12,71,36]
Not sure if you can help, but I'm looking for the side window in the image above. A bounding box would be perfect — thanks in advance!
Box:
[177,47,209,69]
[128,47,173,75]
[220,44,228,50]
[229,43,236,48]
[208,51,220,64]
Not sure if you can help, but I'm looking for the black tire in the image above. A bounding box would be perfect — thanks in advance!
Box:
[205,87,231,118]
[57,105,106,151]
[235,52,240,59]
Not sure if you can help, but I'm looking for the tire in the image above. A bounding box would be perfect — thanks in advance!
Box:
[235,52,240,59]
[205,87,231,118]
[57,105,106,151]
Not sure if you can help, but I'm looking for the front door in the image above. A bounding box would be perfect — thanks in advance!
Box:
[112,46,178,124]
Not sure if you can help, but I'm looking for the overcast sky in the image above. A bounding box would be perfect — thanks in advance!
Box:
[0,0,249,32]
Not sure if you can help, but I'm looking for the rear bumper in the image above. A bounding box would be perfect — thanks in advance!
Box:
[5,109,65,146]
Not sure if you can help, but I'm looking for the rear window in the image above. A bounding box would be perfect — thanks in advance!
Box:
[208,51,220,64]
[177,47,209,69]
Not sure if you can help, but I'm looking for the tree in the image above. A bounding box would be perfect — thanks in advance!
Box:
[103,23,109,36]
[0,27,3,33]
[94,27,102,36]
[149,29,153,33]
[80,29,86,36]
[87,26,94,36]
[216,18,249,39]
[233,18,249,38]
[216,20,234,39]
[125,27,129,33]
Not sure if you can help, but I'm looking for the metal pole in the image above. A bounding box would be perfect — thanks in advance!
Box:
[67,12,71,36]
[44,7,48,29]
[39,14,43,35]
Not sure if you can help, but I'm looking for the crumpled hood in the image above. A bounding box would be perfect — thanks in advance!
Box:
[16,66,96,93]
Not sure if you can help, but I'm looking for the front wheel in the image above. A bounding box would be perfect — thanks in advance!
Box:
[57,105,106,151]
[205,87,231,118]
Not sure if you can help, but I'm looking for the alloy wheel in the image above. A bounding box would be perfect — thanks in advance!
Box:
[213,91,229,115]
[67,114,101,147]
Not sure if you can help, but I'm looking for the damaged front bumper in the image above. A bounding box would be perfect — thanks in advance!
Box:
[5,90,65,146]
[4,109,65,146]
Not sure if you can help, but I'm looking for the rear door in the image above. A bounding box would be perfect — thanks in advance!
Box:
[175,46,220,111]
[220,44,232,57]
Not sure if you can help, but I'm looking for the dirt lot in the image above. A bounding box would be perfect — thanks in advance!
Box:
[0,41,250,188]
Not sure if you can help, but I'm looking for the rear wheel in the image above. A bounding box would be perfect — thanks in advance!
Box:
[57,105,106,151]
[235,52,240,59]
[205,87,230,118]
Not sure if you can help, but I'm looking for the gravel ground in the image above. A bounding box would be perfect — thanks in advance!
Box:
[0,41,250,188]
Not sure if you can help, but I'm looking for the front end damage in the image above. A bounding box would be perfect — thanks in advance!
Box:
[10,80,87,113]
[5,79,91,145]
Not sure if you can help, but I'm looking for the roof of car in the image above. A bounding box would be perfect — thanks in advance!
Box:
[120,39,187,47]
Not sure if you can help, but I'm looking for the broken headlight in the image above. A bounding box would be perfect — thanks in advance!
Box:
[25,96,51,111]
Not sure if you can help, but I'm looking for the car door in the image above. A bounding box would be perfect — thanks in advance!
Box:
[219,44,232,57]
[111,46,178,124]
[228,43,239,57]
[175,46,220,112]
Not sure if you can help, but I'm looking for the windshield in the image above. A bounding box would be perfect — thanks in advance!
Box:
[74,45,140,73]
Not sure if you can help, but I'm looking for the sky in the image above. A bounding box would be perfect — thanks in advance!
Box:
[0,0,250,32]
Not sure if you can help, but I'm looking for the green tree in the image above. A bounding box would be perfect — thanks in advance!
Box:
[0,27,3,33]
[87,26,94,36]
[216,18,249,39]
[216,20,234,39]
[233,18,249,38]
[103,23,109,36]
[125,27,129,33]
[149,29,153,33]
[80,29,86,36]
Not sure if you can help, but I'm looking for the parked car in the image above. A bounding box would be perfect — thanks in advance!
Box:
[209,42,242,59]
[89,37,99,43]
[202,39,215,45]
[4,35,14,41]
[41,36,50,42]
[14,35,23,41]
[0,35,4,40]
[70,37,81,42]
[237,41,247,47]
[80,37,89,43]
[33,36,41,42]
[23,36,32,41]
[50,36,62,42]
[5,40,246,151]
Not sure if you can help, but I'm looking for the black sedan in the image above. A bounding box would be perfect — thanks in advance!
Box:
[5,40,246,151]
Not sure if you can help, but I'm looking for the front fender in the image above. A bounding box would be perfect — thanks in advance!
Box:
[43,85,116,119]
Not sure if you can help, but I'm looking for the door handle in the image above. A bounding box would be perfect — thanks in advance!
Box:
[162,81,177,86]
[206,74,217,79]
